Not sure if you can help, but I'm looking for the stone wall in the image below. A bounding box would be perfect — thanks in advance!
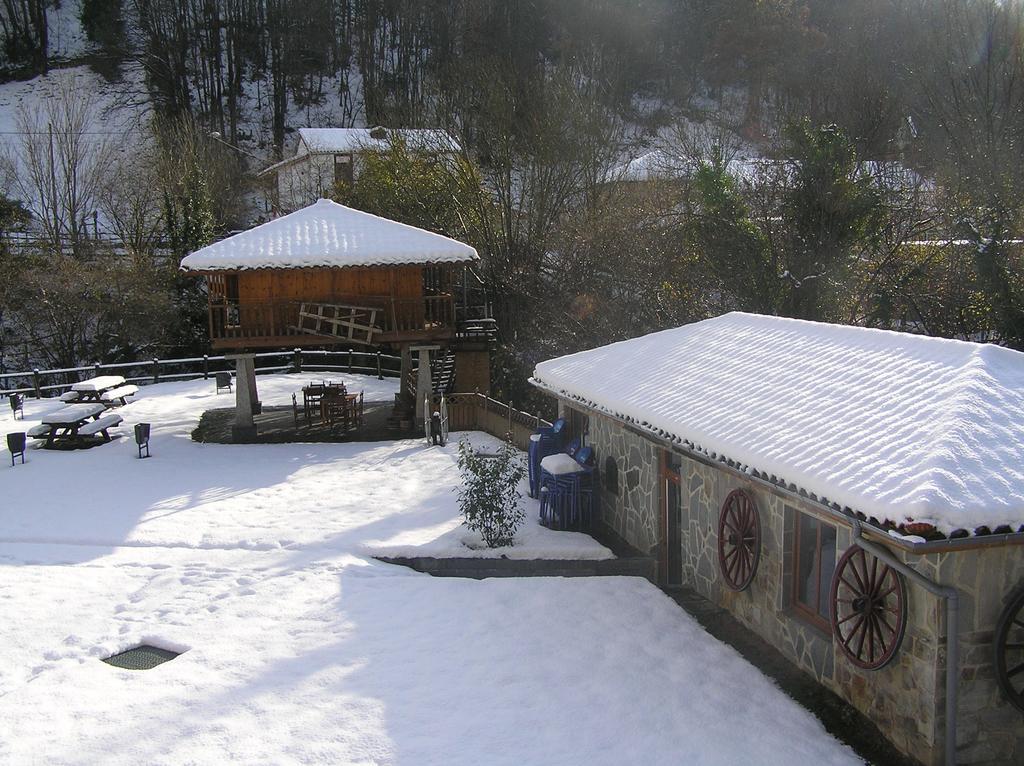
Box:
[579,406,1024,766]
[587,409,660,556]
[936,545,1024,764]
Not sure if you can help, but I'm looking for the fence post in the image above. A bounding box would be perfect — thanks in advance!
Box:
[509,400,513,434]
[376,350,383,380]
[348,349,353,373]
[151,358,160,384]
[203,355,209,380]
[32,369,42,399]
[293,347,302,374]
[94,361,102,377]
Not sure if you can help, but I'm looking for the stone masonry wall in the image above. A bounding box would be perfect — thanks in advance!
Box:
[936,545,1024,764]
[582,407,1024,766]
[587,410,660,556]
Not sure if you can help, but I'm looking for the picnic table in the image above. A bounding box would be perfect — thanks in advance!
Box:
[60,375,138,407]
[27,403,124,448]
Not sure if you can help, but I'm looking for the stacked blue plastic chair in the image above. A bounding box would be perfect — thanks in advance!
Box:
[538,445,596,530]
[528,418,566,498]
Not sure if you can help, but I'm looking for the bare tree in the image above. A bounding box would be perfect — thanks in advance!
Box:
[1,73,118,256]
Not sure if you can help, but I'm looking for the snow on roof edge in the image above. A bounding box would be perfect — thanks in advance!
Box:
[528,374,1005,543]
[530,314,1024,540]
[180,199,479,272]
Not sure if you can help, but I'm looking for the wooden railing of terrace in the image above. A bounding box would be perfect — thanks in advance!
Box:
[208,294,456,349]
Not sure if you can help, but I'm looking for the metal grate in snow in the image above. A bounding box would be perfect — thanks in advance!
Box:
[102,644,181,670]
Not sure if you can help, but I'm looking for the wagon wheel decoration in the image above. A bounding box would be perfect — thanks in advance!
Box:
[716,489,761,591]
[994,586,1024,713]
[830,546,907,670]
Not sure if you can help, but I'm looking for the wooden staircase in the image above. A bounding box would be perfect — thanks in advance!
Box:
[386,350,457,433]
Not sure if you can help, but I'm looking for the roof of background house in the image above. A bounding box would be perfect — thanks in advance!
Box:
[180,199,478,271]
[258,127,461,176]
[297,127,460,154]
[531,312,1024,535]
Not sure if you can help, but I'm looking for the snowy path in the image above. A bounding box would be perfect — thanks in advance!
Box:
[1,375,860,765]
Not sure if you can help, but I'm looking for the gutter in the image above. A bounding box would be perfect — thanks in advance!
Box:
[851,520,960,766]
[529,377,1024,555]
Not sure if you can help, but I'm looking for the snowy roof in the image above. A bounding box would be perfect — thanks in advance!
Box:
[532,313,1024,534]
[298,127,460,155]
[180,199,478,271]
[258,128,461,177]
[603,151,782,185]
[604,150,693,183]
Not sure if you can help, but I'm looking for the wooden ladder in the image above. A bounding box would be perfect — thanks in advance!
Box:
[291,303,380,345]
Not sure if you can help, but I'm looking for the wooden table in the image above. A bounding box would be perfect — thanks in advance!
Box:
[64,375,138,407]
[30,404,123,448]
[302,382,346,421]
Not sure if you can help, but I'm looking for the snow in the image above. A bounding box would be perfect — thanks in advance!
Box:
[0,373,859,764]
[540,452,586,475]
[40,402,104,424]
[532,312,1024,534]
[297,127,460,155]
[180,199,478,271]
[605,149,692,182]
[72,375,126,392]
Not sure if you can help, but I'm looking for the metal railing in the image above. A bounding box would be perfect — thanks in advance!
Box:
[0,348,403,398]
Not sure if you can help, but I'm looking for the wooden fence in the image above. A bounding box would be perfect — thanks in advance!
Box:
[446,392,551,450]
[0,348,403,398]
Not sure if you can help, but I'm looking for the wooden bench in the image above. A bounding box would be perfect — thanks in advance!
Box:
[27,424,52,439]
[100,385,138,406]
[76,414,123,441]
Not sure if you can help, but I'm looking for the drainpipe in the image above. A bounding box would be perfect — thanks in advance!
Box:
[851,521,960,766]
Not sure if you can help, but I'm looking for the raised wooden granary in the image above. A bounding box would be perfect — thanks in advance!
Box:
[180,198,480,350]
[180,199,492,435]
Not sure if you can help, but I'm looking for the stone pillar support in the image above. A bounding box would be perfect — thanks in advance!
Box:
[227,353,260,441]
[410,344,441,426]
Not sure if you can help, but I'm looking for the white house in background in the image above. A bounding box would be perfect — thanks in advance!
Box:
[259,127,461,212]
[603,149,932,194]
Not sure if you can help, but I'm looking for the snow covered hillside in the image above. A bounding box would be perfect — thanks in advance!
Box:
[1,374,859,765]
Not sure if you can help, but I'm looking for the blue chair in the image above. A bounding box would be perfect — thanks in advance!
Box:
[528,418,566,498]
[538,447,596,530]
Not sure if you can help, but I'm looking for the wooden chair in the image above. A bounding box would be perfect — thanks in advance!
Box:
[322,391,351,433]
[304,384,327,420]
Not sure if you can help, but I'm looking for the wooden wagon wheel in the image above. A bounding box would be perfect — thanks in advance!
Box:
[716,489,761,591]
[994,586,1024,713]
[830,546,907,670]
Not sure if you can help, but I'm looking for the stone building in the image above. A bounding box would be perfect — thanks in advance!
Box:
[531,312,1024,766]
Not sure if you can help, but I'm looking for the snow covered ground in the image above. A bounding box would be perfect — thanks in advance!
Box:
[1,374,860,765]
[1,374,609,560]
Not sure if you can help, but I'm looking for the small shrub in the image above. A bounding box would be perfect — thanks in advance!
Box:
[456,438,526,548]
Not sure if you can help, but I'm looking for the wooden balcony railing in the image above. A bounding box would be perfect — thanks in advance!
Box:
[208,295,455,347]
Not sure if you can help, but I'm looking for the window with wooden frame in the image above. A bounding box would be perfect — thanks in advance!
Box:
[791,511,838,630]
